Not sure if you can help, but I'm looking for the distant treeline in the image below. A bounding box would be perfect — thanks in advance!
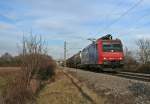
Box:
[0,52,21,67]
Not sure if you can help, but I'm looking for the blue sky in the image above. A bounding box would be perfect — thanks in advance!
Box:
[0,0,150,59]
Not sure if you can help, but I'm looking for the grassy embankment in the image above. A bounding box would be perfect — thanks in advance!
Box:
[37,70,104,104]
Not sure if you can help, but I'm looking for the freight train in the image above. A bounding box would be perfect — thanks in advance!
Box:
[66,34,124,72]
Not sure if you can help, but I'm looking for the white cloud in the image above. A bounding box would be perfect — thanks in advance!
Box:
[0,22,16,30]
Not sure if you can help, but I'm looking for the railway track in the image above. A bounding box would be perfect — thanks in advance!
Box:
[90,68,150,82]
[64,67,150,82]
[110,71,150,82]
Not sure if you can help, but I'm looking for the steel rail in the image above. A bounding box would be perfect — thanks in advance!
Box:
[112,71,150,82]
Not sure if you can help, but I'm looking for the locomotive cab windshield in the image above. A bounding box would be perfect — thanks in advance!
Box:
[102,41,123,52]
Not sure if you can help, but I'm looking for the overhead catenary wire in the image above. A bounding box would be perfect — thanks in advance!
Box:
[104,1,124,21]
[102,0,144,33]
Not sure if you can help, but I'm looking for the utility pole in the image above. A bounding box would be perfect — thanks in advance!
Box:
[64,41,67,67]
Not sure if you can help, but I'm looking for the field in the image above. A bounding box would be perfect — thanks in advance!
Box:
[0,67,20,76]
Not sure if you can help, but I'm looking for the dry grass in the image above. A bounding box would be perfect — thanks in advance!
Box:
[0,67,34,104]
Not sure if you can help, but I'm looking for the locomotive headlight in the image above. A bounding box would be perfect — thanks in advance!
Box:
[119,57,122,60]
[104,57,106,60]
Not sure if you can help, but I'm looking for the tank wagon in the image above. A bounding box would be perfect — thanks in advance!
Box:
[66,52,81,68]
[66,34,124,71]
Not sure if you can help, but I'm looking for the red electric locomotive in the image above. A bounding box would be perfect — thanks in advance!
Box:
[67,34,124,72]
[98,35,124,71]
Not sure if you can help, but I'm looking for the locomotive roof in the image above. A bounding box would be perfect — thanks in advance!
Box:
[97,38,121,42]
[82,42,96,51]
[101,39,121,42]
[97,34,121,42]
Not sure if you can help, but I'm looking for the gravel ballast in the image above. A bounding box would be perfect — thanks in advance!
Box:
[65,68,150,104]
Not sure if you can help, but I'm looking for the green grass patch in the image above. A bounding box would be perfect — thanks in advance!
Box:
[0,76,15,95]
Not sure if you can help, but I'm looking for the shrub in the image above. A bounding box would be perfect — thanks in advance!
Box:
[136,64,150,74]
[37,55,56,80]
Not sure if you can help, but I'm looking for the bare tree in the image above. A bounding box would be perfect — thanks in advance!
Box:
[124,47,137,70]
[21,35,48,88]
[124,47,132,59]
[136,38,150,64]
[2,35,56,104]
